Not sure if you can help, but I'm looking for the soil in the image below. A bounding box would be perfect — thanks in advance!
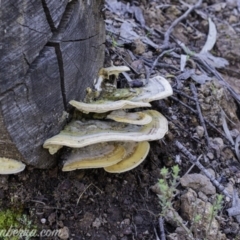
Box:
[1,1,240,240]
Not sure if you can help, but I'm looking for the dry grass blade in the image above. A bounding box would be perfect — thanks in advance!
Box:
[235,135,240,161]
[221,109,234,145]
[200,18,217,53]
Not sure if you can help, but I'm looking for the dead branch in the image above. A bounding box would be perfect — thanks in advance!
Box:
[161,0,203,49]
[159,217,166,240]
[175,141,232,199]
[190,83,210,147]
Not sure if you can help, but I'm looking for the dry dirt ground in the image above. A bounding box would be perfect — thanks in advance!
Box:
[1,0,240,240]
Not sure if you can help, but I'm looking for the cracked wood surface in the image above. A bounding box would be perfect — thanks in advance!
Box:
[0,0,105,168]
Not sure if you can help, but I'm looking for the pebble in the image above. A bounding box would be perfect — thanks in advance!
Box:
[92,218,101,229]
[229,15,238,23]
[196,126,204,138]
[41,218,46,224]
[180,173,216,195]
[226,0,237,7]
[198,191,208,202]
[212,137,224,149]
[58,226,69,240]
[121,218,130,225]
[207,152,214,160]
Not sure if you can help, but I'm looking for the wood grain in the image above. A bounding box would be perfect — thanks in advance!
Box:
[0,0,105,168]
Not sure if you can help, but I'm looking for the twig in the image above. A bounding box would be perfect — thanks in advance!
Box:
[146,48,175,84]
[171,92,229,140]
[164,115,202,144]
[190,83,210,147]
[173,88,195,101]
[192,55,240,104]
[159,217,166,240]
[170,95,196,113]
[143,59,179,71]
[77,183,103,205]
[153,226,160,240]
[175,141,232,199]
[162,0,203,49]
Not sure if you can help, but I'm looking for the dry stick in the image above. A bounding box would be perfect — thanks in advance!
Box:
[190,83,210,147]
[175,140,232,199]
[172,91,229,140]
[77,183,103,205]
[170,95,196,113]
[161,0,203,49]
[146,48,175,84]
[193,56,240,104]
[159,217,166,240]
[153,227,160,240]
[173,88,195,101]
[164,114,202,144]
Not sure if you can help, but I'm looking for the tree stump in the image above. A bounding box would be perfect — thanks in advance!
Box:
[0,0,105,168]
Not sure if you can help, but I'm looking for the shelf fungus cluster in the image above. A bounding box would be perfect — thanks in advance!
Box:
[43,66,173,173]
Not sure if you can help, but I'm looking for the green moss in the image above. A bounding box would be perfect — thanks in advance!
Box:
[0,208,37,240]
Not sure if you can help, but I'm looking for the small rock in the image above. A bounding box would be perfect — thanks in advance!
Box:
[229,15,238,23]
[41,218,46,224]
[167,233,179,240]
[165,209,184,228]
[92,218,101,229]
[142,51,152,58]
[196,126,204,138]
[210,3,226,12]
[143,230,149,235]
[198,191,208,202]
[207,152,214,160]
[226,0,237,7]
[180,173,216,195]
[58,226,69,240]
[212,137,224,150]
[150,182,161,194]
[121,218,130,225]
[133,39,146,55]
[230,129,240,138]
[181,189,225,240]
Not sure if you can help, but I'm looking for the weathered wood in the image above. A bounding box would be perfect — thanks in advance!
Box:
[0,0,105,168]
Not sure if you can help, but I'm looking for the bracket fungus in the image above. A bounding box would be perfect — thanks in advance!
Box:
[70,99,151,114]
[62,141,149,172]
[69,75,172,114]
[0,157,26,174]
[43,110,168,153]
[104,141,150,173]
[62,142,126,171]
[106,110,152,125]
[43,65,173,173]
[94,66,130,93]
